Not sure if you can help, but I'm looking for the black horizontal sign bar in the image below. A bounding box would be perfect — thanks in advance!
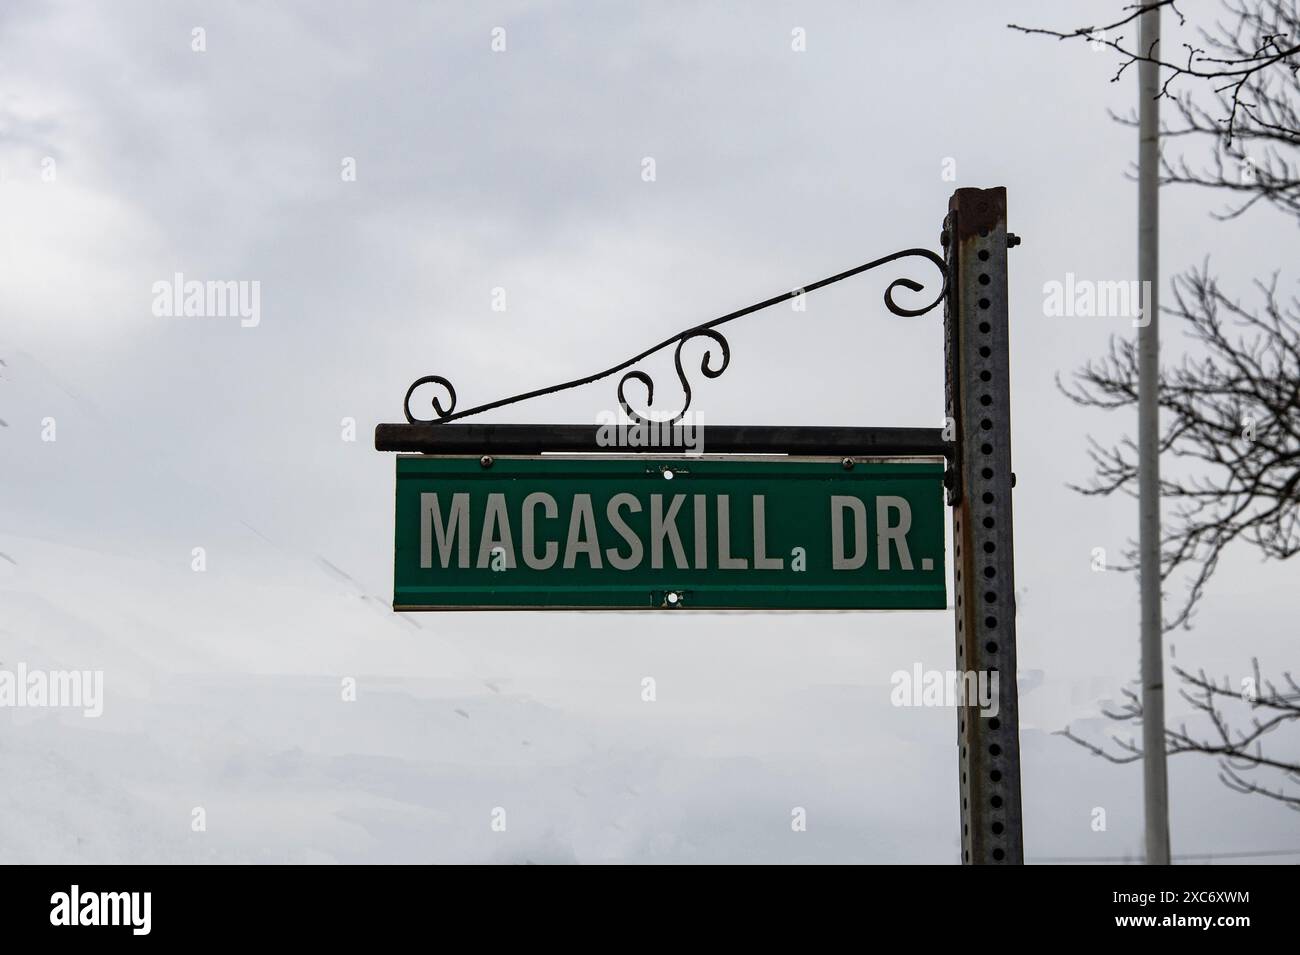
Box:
[374,423,950,458]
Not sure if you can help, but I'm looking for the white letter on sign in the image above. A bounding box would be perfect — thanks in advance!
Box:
[831,496,867,570]
[650,494,688,569]
[477,493,517,569]
[421,492,470,569]
[605,493,644,570]
[752,495,783,569]
[716,495,748,569]
[522,492,558,570]
[876,496,913,570]
[564,494,603,569]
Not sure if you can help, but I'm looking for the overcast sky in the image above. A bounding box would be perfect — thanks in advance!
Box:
[1,0,1296,863]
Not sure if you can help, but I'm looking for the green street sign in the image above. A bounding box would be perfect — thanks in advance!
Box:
[392,455,946,611]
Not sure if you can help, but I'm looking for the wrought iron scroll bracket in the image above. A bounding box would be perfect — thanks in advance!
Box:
[402,247,947,425]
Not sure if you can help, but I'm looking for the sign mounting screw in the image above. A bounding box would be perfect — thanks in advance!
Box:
[480,455,493,468]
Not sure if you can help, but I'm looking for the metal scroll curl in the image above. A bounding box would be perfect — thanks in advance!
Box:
[615,328,730,425]
[402,247,945,424]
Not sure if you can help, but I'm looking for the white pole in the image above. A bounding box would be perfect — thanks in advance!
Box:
[1138,3,1171,865]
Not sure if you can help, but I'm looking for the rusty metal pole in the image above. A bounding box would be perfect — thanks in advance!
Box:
[944,187,1024,864]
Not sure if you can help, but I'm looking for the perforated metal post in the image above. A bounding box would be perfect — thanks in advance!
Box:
[943,187,1024,864]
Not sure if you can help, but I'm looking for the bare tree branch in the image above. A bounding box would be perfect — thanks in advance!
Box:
[1018,2,1300,810]
[1063,659,1300,809]
[1010,0,1300,141]
[1060,264,1300,630]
